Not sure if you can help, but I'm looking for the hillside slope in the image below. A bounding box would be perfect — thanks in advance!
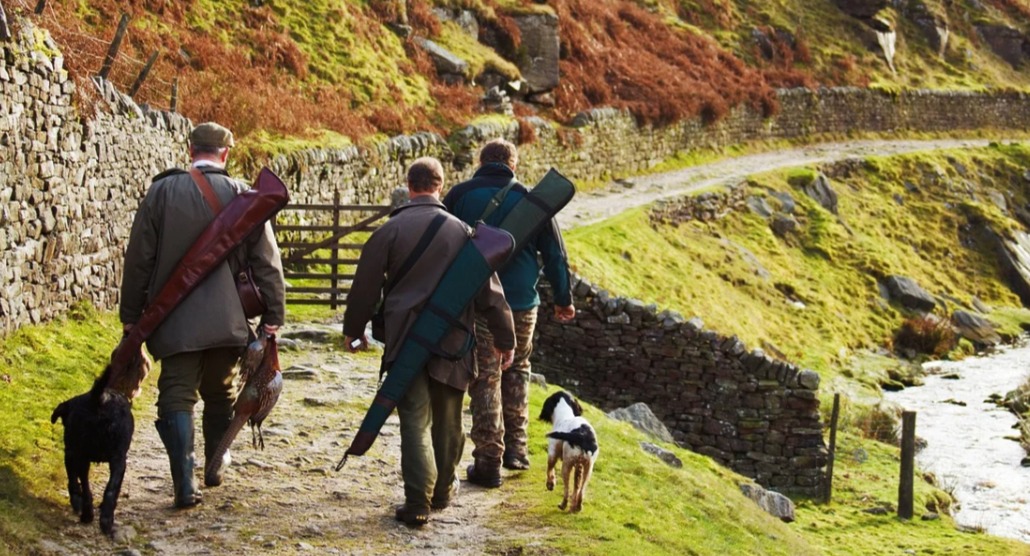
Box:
[9,0,1030,150]
[3,309,1028,555]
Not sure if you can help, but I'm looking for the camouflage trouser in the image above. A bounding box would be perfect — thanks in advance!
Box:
[469,308,537,465]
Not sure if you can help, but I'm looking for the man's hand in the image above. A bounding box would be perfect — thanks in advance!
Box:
[496,348,515,370]
[554,304,576,323]
[346,335,368,353]
[262,323,280,336]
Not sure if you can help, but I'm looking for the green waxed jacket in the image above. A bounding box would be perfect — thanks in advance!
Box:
[443,163,573,311]
[119,166,286,360]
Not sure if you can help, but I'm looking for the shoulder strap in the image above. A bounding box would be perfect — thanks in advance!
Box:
[478,178,518,222]
[384,213,448,296]
[189,168,223,214]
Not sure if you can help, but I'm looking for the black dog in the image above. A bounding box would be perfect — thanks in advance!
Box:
[50,350,148,536]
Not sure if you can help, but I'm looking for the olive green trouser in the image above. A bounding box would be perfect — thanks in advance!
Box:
[156,346,242,418]
[397,369,465,508]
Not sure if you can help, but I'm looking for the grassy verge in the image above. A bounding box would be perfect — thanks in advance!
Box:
[0,303,157,555]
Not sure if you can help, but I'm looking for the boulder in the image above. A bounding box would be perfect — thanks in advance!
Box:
[512,13,560,93]
[803,173,838,215]
[640,442,683,468]
[607,402,675,443]
[413,37,468,83]
[739,483,796,523]
[746,196,773,218]
[770,191,796,214]
[771,214,798,237]
[883,275,936,312]
[951,310,1001,346]
[976,24,1027,68]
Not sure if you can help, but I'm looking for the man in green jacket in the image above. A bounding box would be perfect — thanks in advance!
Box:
[344,157,515,526]
[443,138,576,487]
[120,122,286,508]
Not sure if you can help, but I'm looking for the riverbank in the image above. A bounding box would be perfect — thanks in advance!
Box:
[886,340,1030,542]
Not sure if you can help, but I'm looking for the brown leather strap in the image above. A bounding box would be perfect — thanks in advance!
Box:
[189,167,223,214]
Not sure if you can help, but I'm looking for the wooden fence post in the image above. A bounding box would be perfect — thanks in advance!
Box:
[33,0,45,15]
[170,77,179,112]
[330,191,341,310]
[823,393,841,504]
[98,13,130,80]
[0,1,11,42]
[898,411,916,520]
[128,50,159,98]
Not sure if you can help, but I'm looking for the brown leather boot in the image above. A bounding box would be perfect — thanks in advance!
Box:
[466,461,502,488]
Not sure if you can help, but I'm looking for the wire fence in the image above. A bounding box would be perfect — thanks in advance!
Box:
[3,0,180,112]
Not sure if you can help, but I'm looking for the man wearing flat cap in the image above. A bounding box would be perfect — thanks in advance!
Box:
[120,121,286,508]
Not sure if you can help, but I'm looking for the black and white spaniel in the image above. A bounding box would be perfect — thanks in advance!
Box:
[538,391,599,513]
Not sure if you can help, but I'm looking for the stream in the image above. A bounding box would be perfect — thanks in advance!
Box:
[884,342,1030,542]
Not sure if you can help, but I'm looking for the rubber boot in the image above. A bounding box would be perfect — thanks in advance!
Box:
[155,412,202,508]
[202,411,233,487]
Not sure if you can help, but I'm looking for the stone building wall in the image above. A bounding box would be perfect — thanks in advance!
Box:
[533,278,827,497]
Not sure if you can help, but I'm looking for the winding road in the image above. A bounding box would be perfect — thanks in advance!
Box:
[558,138,1011,229]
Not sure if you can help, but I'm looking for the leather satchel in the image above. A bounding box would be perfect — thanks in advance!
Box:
[235,266,267,319]
[190,168,268,319]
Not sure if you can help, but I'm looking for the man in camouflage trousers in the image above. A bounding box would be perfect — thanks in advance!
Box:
[443,138,575,487]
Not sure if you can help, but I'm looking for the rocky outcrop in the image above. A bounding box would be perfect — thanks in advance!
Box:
[511,13,560,94]
[976,24,1029,68]
[998,230,1030,307]
[903,0,949,56]
[951,310,1002,346]
[414,37,468,84]
[834,0,889,19]
[883,276,937,312]
[800,173,840,215]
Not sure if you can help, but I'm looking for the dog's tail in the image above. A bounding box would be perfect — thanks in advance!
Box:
[547,424,599,454]
[51,400,70,424]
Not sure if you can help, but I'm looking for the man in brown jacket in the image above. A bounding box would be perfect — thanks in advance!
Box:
[120,122,286,508]
[344,156,515,526]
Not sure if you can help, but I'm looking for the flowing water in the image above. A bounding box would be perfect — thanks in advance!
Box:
[885,342,1030,542]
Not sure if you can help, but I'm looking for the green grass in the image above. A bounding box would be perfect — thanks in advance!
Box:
[565,144,1030,396]
[506,385,818,555]
[0,303,155,554]
[2,305,1029,554]
[501,386,1030,555]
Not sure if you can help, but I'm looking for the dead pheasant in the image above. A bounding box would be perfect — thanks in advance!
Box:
[204,331,283,485]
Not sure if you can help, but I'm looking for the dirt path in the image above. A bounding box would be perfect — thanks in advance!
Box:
[41,324,537,556]
[557,138,1005,229]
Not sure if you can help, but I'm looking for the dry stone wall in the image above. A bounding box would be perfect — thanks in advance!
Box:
[261,88,1030,213]
[0,25,189,332]
[533,278,828,497]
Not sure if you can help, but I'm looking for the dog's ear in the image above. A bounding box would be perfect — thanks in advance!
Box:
[571,397,584,417]
[539,392,557,421]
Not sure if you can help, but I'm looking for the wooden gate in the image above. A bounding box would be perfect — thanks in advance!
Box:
[274,192,392,308]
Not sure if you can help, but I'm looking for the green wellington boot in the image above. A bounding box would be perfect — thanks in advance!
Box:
[155,411,202,508]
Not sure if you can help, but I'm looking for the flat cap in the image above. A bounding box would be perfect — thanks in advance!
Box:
[189,122,235,148]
